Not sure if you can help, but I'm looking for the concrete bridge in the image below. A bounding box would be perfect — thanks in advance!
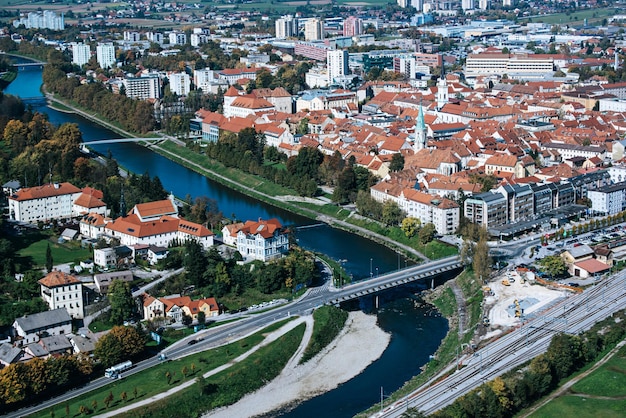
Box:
[326,255,463,306]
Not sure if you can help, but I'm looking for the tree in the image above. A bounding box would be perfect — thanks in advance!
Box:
[418,223,437,245]
[197,311,206,326]
[182,314,192,327]
[472,238,492,282]
[104,391,114,409]
[538,255,567,279]
[108,280,136,325]
[382,200,403,226]
[389,153,405,172]
[401,217,421,238]
[94,326,146,367]
[45,243,53,273]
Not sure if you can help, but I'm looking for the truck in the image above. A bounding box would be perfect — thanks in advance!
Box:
[104,360,133,378]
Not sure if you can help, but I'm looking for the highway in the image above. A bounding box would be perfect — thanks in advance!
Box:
[374,268,626,417]
[4,256,461,418]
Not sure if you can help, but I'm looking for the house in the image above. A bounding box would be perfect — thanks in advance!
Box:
[183,297,220,320]
[94,270,133,294]
[142,294,220,322]
[39,334,73,356]
[93,246,133,269]
[38,271,84,319]
[12,308,72,346]
[572,259,610,278]
[0,343,23,366]
[69,332,97,354]
[143,295,167,321]
[561,245,595,265]
[227,218,290,262]
[221,222,244,246]
[148,245,169,265]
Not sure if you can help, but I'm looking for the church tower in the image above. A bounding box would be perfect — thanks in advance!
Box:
[414,101,427,152]
[436,56,449,110]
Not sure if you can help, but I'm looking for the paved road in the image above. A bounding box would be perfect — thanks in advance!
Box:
[374,268,626,417]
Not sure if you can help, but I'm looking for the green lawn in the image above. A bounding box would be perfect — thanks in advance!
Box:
[529,344,626,418]
[13,230,91,269]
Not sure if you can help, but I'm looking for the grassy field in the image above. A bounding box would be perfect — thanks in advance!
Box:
[521,7,618,27]
[529,343,626,418]
[13,229,91,269]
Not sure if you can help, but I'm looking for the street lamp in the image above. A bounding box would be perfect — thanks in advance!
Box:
[376,267,379,278]
[370,258,373,278]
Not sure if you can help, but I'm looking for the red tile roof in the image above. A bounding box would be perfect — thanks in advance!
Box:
[10,182,81,201]
[39,271,81,288]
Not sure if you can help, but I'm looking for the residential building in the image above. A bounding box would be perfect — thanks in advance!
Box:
[540,143,607,161]
[148,245,169,265]
[13,10,64,30]
[223,219,289,262]
[123,31,141,42]
[343,16,363,37]
[588,182,626,215]
[93,246,133,269]
[12,309,72,346]
[275,15,298,39]
[146,32,164,44]
[71,43,90,67]
[464,192,508,229]
[327,49,349,84]
[94,270,133,294]
[123,75,161,100]
[96,43,116,69]
[194,68,228,94]
[304,18,324,41]
[530,183,554,215]
[464,53,554,79]
[143,295,219,322]
[495,184,534,223]
[296,89,358,112]
[9,182,83,223]
[169,32,187,45]
[169,72,191,96]
[252,87,293,114]
[38,271,84,319]
[295,41,332,61]
[223,94,275,118]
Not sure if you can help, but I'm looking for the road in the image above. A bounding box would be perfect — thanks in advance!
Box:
[374,268,626,417]
[5,257,460,418]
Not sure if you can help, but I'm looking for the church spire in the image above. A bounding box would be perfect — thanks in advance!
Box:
[436,55,449,110]
[119,186,127,217]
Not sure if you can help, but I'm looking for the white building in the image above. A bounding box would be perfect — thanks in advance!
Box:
[464,53,554,79]
[123,31,141,42]
[96,43,116,69]
[38,271,84,319]
[169,32,187,45]
[275,15,298,39]
[462,0,474,10]
[123,75,161,100]
[588,182,626,215]
[370,185,460,235]
[223,219,289,262]
[72,43,91,67]
[12,309,72,346]
[9,182,83,223]
[147,32,164,44]
[194,68,228,94]
[13,10,64,30]
[101,199,214,250]
[327,49,349,84]
[169,72,191,96]
[305,18,324,41]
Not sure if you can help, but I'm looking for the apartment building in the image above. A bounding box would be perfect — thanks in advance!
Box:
[588,182,626,215]
[123,75,161,100]
[96,43,116,69]
[9,182,83,223]
[304,18,324,41]
[71,43,90,67]
[275,15,298,39]
[169,72,191,96]
[327,49,349,84]
[464,53,554,79]
[464,192,508,229]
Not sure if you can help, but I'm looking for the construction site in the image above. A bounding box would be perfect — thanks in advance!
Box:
[479,269,579,340]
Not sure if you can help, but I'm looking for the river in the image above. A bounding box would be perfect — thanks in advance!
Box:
[4,62,449,418]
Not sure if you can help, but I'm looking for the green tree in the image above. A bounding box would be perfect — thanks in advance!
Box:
[389,153,405,172]
[45,243,53,273]
[104,392,114,409]
[538,255,567,279]
[182,314,192,327]
[418,223,437,245]
[94,326,146,367]
[382,200,403,226]
[197,311,206,326]
[108,280,136,325]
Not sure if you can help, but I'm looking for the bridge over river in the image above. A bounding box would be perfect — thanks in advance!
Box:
[326,255,463,306]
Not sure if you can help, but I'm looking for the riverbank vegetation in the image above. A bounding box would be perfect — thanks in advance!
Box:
[300,305,349,364]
